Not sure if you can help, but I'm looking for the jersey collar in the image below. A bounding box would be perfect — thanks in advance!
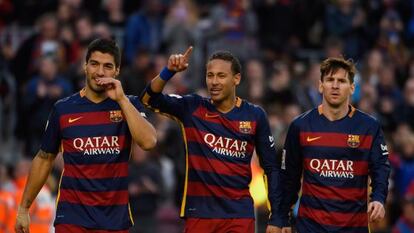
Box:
[318,104,356,118]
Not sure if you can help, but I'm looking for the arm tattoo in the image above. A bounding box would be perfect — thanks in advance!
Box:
[36,150,56,159]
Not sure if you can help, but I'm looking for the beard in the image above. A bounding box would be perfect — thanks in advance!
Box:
[86,77,105,93]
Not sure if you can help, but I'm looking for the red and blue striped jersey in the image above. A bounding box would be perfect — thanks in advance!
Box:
[280,105,390,233]
[141,87,282,225]
[41,90,145,230]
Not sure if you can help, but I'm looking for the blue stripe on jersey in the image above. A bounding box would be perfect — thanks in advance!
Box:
[61,124,130,138]
[187,169,250,189]
[63,150,130,165]
[303,170,369,188]
[60,177,128,192]
[55,202,132,230]
[188,121,254,142]
[184,196,254,218]
[300,195,367,213]
[302,147,370,161]
[296,217,368,233]
[187,142,251,164]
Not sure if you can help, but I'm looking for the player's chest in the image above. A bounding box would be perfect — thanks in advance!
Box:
[59,109,126,138]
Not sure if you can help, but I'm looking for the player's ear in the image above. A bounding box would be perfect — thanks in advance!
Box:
[234,73,241,86]
[318,79,323,94]
[350,82,355,95]
[115,68,120,78]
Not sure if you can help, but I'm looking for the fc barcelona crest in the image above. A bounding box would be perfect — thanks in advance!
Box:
[109,110,123,122]
[239,121,252,134]
[347,134,360,148]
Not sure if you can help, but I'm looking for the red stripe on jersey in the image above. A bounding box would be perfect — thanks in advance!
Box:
[55,224,128,233]
[59,189,128,206]
[62,135,128,153]
[60,111,123,129]
[300,132,373,149]
[187,181,250,199]
[192,106,257,135]
[302,182,367,201]
[304,158,369,176]
[299,205,368,227]
[64,163,129,179]
[185,128,254,154]
[189,155,250,177]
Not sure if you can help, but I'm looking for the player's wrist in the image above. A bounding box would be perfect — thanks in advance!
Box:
[17,206,29,214]
[117,95,130,106]
[159,67,176,81]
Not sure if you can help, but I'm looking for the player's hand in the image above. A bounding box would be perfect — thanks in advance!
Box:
[368,201,385,222]
[265,225,282,233]
[15,207,30,233]
[96,77,126,102]
[281,227,292,233]
[167,46,193,72]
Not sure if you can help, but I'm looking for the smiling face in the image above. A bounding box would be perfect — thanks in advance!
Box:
[319,68,355,109]
[84,51,119,93]
[206,59,240,104]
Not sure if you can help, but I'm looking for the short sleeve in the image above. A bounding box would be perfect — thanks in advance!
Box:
[40,104,61,154]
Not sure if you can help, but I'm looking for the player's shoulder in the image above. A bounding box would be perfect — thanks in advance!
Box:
[165,92,201,101]
[54,91,79,109]
[240,99,267,117]
[183,93,212,106]
[291,107,317,126]
[353,108,381,127]
[126,94,141,104]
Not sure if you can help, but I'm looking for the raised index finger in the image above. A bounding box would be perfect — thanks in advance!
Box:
[183,46,193,60]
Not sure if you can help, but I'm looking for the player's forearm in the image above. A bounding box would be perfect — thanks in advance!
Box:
[19,150,55,209]
[118,97,156,150]
[370,157,391,203]
[150,75,168,93]
[265,169,287,227]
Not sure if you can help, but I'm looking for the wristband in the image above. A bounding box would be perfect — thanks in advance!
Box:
[159,67,176,81]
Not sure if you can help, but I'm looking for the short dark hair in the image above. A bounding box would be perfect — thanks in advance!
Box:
[86,38,121,68]
[208,51,241,75]
[320,57,356,83]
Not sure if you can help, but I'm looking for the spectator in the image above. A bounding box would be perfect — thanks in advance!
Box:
[392,181,414,233]
[399,77,414,129]
[100,0,126,28]
[129,144,163,233]
[119,48,153,96]
[206,0,258,62]
[295,62,322,111]
[325,0,367,58]
[124,0,164,64]
[22,55,73,156]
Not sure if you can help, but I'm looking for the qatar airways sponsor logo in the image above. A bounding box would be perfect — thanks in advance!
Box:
[203,133,248,158]
[309,159,354,179]
[73,136,121,155]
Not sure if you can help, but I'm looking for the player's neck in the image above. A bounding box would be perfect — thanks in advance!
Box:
[213,96,236,113]
[84,86,108,103]
[321,101,349,121]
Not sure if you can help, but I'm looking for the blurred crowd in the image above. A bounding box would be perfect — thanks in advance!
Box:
[1,0,414,232]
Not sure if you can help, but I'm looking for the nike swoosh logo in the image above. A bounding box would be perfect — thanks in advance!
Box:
[306,136,321,142]
[205,113,219,118]
[68,116,83,123]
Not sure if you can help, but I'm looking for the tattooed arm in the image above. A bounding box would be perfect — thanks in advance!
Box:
[15,150,56,233]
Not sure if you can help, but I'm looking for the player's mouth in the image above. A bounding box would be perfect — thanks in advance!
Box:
[92,77,102,84]
[331,92,340,97]
[209,88,222,95]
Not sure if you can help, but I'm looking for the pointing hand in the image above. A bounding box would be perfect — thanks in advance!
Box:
[167,46,193,72]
